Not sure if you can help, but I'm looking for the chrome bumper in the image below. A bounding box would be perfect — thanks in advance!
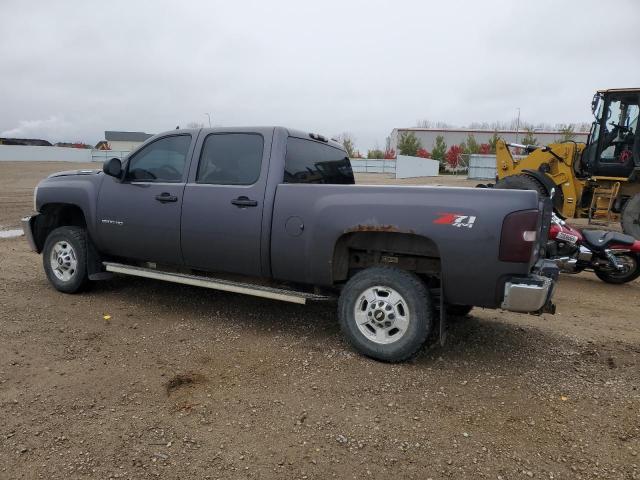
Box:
[501,274,555,314]
[21,215,39,252]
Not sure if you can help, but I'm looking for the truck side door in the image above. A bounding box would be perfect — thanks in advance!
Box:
[96,134,194,265]
[180,130,270,276]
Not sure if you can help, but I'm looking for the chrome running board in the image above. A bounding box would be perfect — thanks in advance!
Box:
[103,262,330,305]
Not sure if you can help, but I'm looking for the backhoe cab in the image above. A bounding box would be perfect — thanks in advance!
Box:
[581,89,640,178]
[495,88,640,239]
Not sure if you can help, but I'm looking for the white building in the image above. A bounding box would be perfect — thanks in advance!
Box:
[389,128,589,153]
[105,131,154,152]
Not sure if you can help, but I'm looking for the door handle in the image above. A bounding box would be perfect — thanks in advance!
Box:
[155,192,178,203]
[231,196,258,208]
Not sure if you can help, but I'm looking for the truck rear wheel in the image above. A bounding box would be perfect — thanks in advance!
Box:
[42,226,90,293]
[338,266,433,362]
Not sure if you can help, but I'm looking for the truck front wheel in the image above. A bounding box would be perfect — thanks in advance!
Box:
[42,226,90,293]
[338,266,433,362]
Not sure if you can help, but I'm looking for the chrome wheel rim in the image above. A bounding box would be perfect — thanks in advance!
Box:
[49,240,78,282]
[354,286,410,345]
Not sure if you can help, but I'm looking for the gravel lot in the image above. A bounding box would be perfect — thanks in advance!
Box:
[1,162,639,479]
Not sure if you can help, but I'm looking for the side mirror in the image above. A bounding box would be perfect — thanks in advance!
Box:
[103,158,123,179]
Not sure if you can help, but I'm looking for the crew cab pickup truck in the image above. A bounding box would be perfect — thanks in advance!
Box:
[23,127,558,362]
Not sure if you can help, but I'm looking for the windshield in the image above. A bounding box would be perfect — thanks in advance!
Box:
[600,97,639,161]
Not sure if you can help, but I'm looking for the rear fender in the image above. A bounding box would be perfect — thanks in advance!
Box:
[610,241,640,253]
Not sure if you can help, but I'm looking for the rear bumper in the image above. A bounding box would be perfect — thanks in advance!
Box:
[501,260,558,314]
[21,215,39,252]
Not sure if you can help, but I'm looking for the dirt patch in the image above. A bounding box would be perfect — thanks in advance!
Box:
[0,163,639,479]
[165,372,206,396]
[0,161,96,228]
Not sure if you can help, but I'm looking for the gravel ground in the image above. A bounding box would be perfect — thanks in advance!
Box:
[1,162,639,479]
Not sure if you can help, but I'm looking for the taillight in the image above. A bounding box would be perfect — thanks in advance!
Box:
[499,209,539,262]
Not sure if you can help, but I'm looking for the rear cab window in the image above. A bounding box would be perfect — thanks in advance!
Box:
[284,137,354,184]
[196,133,264,185]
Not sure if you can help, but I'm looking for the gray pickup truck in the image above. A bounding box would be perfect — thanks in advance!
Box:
[23,127,558,361]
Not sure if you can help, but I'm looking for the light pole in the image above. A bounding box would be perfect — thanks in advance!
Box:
[204,113,212,128]
[515,107,521,143]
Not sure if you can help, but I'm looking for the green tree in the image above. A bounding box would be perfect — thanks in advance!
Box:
[464,134,480,154]
[431,135,447,162]
[335,133,356,157]
[557,124,576,142]
[521,128,537,146]
[488,131,501,154]
[397,131,422,156]
[342,138,355,157]
[367,149,385,159]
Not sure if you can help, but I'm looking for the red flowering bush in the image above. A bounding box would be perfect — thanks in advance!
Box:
[479,143,491,154]
[383,148,396,159]
[446,145,463,167]
[416,148,431,158]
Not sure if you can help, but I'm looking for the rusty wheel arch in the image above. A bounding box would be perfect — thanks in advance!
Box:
[332,230,441,283]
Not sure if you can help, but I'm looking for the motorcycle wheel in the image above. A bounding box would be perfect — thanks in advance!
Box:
[594,253,640,284]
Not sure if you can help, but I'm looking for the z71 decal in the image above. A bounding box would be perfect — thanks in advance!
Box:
[433,213,477,229]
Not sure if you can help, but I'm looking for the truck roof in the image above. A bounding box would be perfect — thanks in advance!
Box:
[596,88,640,94]
[284,127,344,150]
[154,127,345,151]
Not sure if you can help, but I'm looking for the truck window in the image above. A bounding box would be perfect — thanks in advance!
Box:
[127,135,191,182]
[196,133,263,185]
[284,137,354,184]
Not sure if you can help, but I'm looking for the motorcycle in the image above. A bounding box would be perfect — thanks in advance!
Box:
[546,212,640,284]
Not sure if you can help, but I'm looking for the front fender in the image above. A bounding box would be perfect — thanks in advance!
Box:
[35,173,103,240]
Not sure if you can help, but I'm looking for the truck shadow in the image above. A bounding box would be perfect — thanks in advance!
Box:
[555,272,640,292]
[427,317,560,366]
[94,276,598,371]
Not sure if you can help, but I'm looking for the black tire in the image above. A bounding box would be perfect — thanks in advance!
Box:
[594,253,640,284]
[446,304,473,317]
[338,266,433,362]
[621,193,640,240]
[494,174,547,196]
[42,226,90,293]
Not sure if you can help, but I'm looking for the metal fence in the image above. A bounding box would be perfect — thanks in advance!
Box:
[467,154,497,180]
[0,144,92,162]
[350,159,396,174]
[91,150,130,162]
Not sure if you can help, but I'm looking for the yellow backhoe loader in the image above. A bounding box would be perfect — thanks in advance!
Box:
[493,88,640,239]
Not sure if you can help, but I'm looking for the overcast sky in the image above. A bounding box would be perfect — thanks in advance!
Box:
[1,0,639,151]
